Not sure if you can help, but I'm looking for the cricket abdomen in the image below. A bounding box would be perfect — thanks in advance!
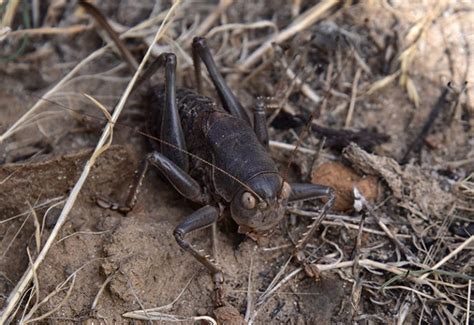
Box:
[150,86,279,201]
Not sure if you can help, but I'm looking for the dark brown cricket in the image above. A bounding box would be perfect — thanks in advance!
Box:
[92,32,335,306]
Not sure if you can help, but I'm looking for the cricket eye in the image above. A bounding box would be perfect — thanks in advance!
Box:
[241,192,256,209]
[280,182,292,199]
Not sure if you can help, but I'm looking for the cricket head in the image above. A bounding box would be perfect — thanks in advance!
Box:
[230,173,291,241]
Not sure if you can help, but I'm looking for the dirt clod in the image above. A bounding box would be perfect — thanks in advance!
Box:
[312,161,379,211]
[214,305,247,325]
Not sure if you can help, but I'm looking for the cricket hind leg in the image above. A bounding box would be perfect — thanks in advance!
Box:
[136,52,190,171]
[289,183,335,278]
[154,52,189,172]
[78,2,185,168]
[96,151,209,213]
[192,37,250,125]
[96,53,195,212]
[192,37,271,148]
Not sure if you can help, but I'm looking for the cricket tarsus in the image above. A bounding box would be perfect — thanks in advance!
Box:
[92,34,335,306]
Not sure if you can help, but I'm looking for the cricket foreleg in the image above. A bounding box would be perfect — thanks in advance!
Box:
[290,183,335,278]
[174,205,226,306]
